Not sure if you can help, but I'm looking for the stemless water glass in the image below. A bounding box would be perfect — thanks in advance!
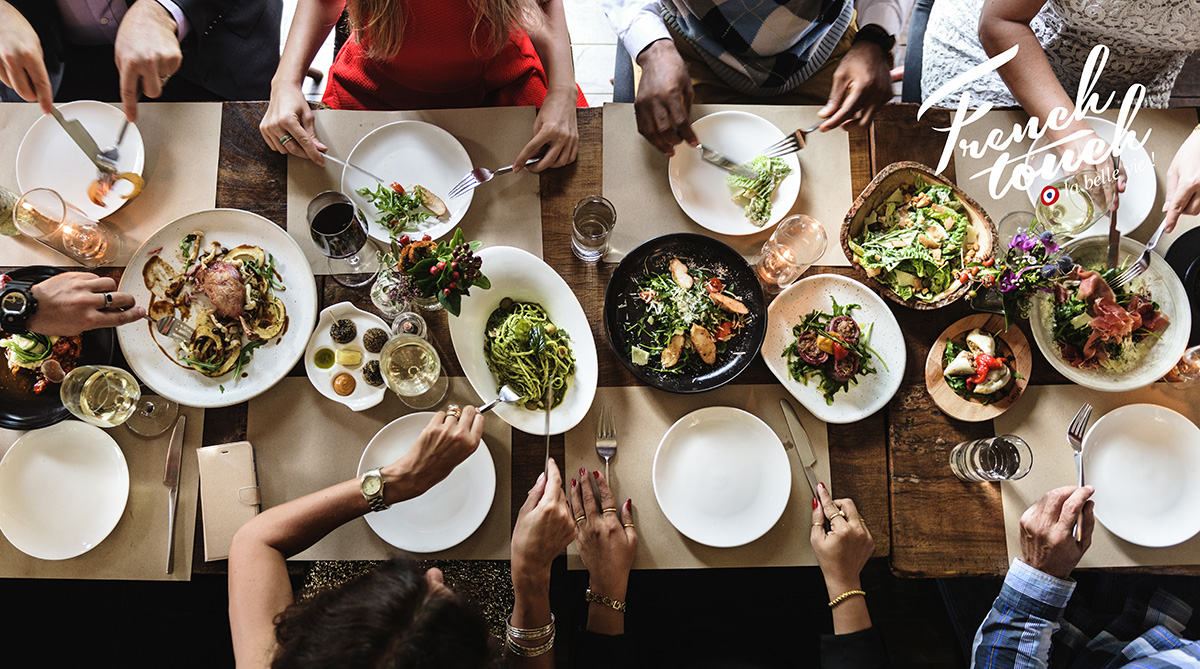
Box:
[378,333,448,409]
[572,195,616,261]
[307,191,380,287]
[753,214,827,291]
[949,434,1033,482]
[13,188,121,267]
[60,365,140,428]
[996,211,1045,248]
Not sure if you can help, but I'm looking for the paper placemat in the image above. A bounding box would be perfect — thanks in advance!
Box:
[996,383,1200,569]
[246,377,512,561]
[0,402,204,580]
[285,107,543,273]
[953,107,1199,252]
[0,102,220,267]
[601,103,854,265]
[565,384,829,570]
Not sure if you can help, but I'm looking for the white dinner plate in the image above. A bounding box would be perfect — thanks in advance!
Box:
[1083,404,1200,547]
[342,121,473,244]
[668,111,801,236]
[1029,236,1190,392]
[357,412,496,553]
[1024,117,1155,235]
[305,302,389,411]
[652,407,791,547]
[118,209,319,408]
[761,274,906,424]
[447,246,597,435]
[16,100,145,220]
[0,421,129,560]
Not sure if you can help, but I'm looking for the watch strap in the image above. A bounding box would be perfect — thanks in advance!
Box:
[361,468,390,512]
[852,23,896,67]
[0,280,37,333]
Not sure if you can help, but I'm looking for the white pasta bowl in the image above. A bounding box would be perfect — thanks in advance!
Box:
[448,246,597,435]
[1029,236,1190,392]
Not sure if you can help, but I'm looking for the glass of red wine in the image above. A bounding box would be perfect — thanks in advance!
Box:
[307,191,380,287]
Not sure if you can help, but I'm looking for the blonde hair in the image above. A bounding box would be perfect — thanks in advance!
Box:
[348,0,545,61]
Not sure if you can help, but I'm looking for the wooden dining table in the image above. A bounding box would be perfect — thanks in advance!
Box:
[6,101,1198,579]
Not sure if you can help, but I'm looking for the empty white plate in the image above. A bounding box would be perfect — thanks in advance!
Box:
[653,406,791,547]
[668,111,801,236]
[1023,117,1155,235]
[357,412,496,553]
[0,421,129,560]
[1084,404,1200,547]
[343,120,473,244]
[16,100,145,220]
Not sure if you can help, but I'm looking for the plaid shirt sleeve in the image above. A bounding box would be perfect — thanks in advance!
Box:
[971,559,1076,669]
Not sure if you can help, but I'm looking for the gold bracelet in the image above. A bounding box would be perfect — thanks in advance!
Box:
[828,589,867,608]
[585,586,627,613]
[505,630,555,657]
[506,613,554,640]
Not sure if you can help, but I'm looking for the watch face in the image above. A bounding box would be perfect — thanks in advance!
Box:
[362,475,382,496]
[1,291,27,313]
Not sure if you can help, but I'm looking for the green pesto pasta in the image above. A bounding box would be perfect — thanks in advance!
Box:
[483,299,575,409]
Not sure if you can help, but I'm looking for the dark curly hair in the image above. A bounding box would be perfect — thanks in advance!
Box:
[271,559,502,669]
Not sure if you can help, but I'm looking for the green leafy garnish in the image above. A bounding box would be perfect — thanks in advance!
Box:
[726,156,792,226]
[357,183,431,236]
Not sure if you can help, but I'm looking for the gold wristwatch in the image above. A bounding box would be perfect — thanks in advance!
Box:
[360,468,389,512]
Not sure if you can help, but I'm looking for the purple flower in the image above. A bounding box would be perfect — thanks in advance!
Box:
[1009,232,1039,252]
[1038,231,1059,254]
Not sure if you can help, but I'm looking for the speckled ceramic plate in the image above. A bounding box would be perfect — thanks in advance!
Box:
[761,274,906,424]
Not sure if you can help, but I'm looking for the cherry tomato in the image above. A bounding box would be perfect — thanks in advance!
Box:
[832,341,849,361]
[390,182,405,195]
[714,321,733,341]
[705,278,723,294]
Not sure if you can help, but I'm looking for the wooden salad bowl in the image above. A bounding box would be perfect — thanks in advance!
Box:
[841,161,998,310]
[925,313,1032,422]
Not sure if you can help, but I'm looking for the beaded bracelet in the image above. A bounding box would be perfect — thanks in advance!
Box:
[585,587,627,613]
[828,589,867,608]
[505,631,555,657]
[506,613,554,640]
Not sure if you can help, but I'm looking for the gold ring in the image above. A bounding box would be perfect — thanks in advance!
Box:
[859,518,867,524]
[159,75,170,85]
[601,507,619,514]
[830,510,847,520]
[623,523,635,528]
[574,515,586,524]
[445,405,462,419]
[813,522,824,527]
[279,135,293,146]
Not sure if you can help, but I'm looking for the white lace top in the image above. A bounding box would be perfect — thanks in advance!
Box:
[921,0,1200,108]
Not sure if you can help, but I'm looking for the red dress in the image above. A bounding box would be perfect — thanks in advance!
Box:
[322,1,587,110]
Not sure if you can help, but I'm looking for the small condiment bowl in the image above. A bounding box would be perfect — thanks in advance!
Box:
[305,302,389,411]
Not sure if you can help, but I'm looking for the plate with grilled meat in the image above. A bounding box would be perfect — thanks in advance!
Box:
[118,209,317,407]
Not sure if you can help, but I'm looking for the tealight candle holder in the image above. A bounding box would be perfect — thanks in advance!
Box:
[12,188,121,267]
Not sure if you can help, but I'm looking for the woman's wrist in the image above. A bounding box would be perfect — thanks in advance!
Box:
[511,560,552,594]
[824,577,862,599]
[587,577,628,601]
[379,461,422,505]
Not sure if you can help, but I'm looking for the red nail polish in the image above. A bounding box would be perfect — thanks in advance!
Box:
[625,498,632,510]
[813,497,819,509]
[580,467,586,476]
[571,478,576,487]
[818,482,825,490]
[593,470,600,479]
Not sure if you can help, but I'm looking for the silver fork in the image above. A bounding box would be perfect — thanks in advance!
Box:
[448,158,541,200]
[760,122,823,159]
[144,314,194,343]
[1067,402,1093,541]
[1112,217,1170,288]
[98,119,130,174]
[595,405,616,480]
[479,384,521,413]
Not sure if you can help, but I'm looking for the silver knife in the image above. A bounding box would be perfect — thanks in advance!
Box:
[543,374,552,475]
[697,144,758,179]
[163,414,186,574]
[1106,156,1122,270]
[49,107,117,176]
[779,399,820,498]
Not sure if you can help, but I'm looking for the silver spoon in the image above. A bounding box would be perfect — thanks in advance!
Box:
[479,385,521,413]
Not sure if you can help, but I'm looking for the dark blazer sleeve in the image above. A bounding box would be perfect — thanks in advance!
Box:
[172,0,282,101]
[5,0,65,71]
[820,627,889,669]
[171,0,238,38]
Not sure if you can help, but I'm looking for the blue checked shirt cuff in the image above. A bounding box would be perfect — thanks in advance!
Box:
[155,0,191,40]
[1004,558,1076,617]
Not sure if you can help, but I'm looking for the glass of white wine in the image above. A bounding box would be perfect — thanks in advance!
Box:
[379,334,448,409]
[59,365,140,428]
[1035,171,1112,237]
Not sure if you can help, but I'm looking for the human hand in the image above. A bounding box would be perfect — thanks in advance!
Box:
[817,40,892,131]
[634,39,697,156]
[384,407,483,502]
[113,0,182,123]
[514,87,577,173]
[1019,485,1094,580]
[810,482,874,595]
[0,2,53,113]
[260,83,327,165]
[26,273,144,336]
[1163,129,1200,232]
[569,468,636,600]
[511,458,576,587]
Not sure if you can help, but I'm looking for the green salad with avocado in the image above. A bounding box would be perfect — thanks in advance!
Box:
[847,178,980,303]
